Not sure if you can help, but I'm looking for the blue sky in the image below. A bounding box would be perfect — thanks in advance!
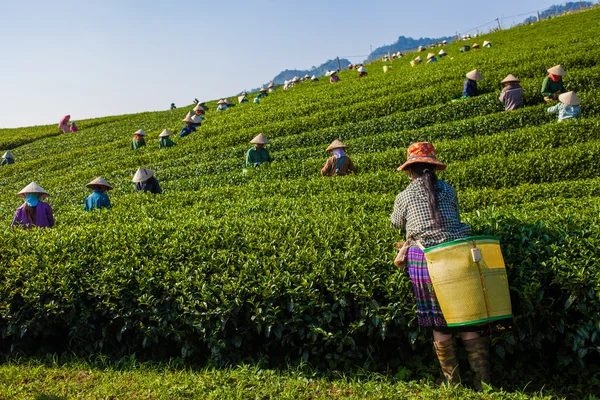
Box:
[0,0,561,128]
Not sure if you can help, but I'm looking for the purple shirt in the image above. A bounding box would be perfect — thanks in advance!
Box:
[11,201,55,229]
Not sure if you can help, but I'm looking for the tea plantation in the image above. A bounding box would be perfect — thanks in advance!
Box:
[1,7,599,396]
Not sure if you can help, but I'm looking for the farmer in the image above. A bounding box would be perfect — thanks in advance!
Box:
[329,71,340,83]
[131,129,146,149]
[320,140,356,177]
[427,53,438,63]
[472,43,480,51]
[84,177,112,211]
[256,87,268,99]
[170,103,176,110]
[459,45,470,53]
[499,74,524,111]
[411,56,422,67]
[438,49,447,58]
[541,65,567,102]
[194,102,207,113]
[311,75,319,82]
[390,142,489,391]
[246,133,273,168]
[133,168,162,194]
[547,91,581,122]
[2,152,15,166]
[238,93,249,104]
[357,66,368,78]
[11,182,55,229]
[180,113,197,137]
[216,99,228,111]
[463,70,483,98]
[158,129,176,148]
[70,121,78,132]
[58,115,71,133]
[268,82,275,93]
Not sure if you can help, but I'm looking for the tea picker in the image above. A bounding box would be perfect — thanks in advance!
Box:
[320,140,356,177]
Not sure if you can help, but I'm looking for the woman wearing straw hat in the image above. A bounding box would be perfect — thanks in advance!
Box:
[463,70,484,98]
[180,112,197,138]
[499,74,524,111]
[84,177,112,211]
[246,133,273,168]
[541,65,567,102]
[238,92,249,104]
[320,140,356,177]
[11,182,55,229]
[216,99,228,112]
[410,56,422,67]
[472,43,480,51]
[438,49,447,58]
[58,115,71,133]
[158,129,177,148]
[357,66,368,78]
[426,53,438,63]
[133,168,162,194]
[311,75,319,82]
[131,129,147,149]
[483,40,492,48]
[193,103,206,116]
[390,142,490,390]
[2,152,15,166]
[547,91,581,122]
[257,87,269,100]
[329,71,340,84]
[268,82,275,93]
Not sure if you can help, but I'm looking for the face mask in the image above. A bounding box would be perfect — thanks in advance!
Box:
[332,149,346,159]
[25,194,40,207]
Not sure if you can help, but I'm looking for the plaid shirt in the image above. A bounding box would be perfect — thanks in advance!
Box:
[390,178,470,248]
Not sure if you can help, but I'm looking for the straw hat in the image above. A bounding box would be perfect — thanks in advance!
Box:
[311,75,317,80]
[134,129,146,136]
[259,87,266,92]
[547,65,566,76]
[472,43,480,48]
[483,40,490,46]
[357,66,366,73]
[293,76,300,82]
[159,129,174,138]
[438,49,447,56]
[304,74,310,79]
[466,69,484,81]
[250,133,270,144]
[501,74,520,84]
[191,115,202,124]
[17,182,49,198]
[397,142,446,171]
[217,99,227,105]
[182,112,195,123]
[193,104,203,111]
[268,82,275,88]
[418,46,425,51]
[2,151,14,159]
[86,177,113,191]
[132,168,155,183]
[442,40,448,44]
[326,139,349,152]
[559,91,580,106]
[414,56,423,62]
[330,70,337,75]
[427,53,435,60]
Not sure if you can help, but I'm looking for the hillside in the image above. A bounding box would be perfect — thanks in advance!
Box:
[366,35,454,61]
[263,58,352,88]
[1,6,600,394]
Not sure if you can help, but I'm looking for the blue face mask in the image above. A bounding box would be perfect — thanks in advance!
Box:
[25,194,40,207]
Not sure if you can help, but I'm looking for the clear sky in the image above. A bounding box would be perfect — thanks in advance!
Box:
[0,0,562,128]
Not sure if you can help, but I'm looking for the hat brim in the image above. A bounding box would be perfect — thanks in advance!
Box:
[87,183,113,190]
[397,157,447,171]
[17,191,48,199]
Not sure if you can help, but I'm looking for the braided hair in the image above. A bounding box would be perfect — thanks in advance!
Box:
[408,162,442,228]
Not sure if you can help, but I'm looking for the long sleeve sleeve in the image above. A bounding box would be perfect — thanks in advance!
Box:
[547,104,560,114]
[46,205,55,228]
[347,157,357,174]
[390,194,407,231]
[246,149,256,167]
[463,80,469,97]
[320,157,334,176]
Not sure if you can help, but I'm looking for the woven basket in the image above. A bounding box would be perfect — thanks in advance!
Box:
[423,236,512,327]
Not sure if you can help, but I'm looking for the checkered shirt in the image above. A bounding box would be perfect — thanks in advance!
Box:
[390,178,471,248]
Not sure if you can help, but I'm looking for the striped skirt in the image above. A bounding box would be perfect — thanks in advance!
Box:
[407,247,448,329]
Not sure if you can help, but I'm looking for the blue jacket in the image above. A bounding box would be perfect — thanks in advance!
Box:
[85,190,111,211]
[179,125,197,138]
[463,79,478,97]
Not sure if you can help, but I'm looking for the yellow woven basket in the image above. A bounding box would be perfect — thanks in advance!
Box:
[423,236,512,327]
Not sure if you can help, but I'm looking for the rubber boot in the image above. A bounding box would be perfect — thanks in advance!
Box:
[433,338,461,385]
[463,336,491,391]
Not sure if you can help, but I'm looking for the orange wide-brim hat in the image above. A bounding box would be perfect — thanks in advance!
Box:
[397,142,447,171]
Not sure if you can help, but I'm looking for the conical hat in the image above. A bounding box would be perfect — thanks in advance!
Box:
[547,65,566,76]
[86,177,113,190]
[182,112,194,123]
[217,99,226,105]
[472,43,480,48]
[2,151,13,159]
[250,133,270,144]
[311,75,317,80]
[438,49,447,55]
[191,115,202,124]
[132,168,154,183]
[238,95,247,103]
[17,181,48,198]
[442,40,447,44]
[357,66,366,72]
[414,56,423,62]
[268,82,275,88]
[466,69,484,81]
[559,91,580,106]
[241,91,248,96]
[159,129,174,137]
[427,53,435,59]
[134,129,146,136]
[483,40,490,46]
[259,87,266,92]
[501,74,520,84]
[326,139,349,152]
[193,104,203,111]
[304,74,310,78]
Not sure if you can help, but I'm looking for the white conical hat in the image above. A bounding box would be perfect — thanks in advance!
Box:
[414,56,423,62]
[238,95,247,103]
[268,82,275,88]
[134,129,146,136]
[250,133,270,144]
[86,177,113,190]
[159,129,174,137]
[501,74,520,84]
[217,99,227,105]
[132,168,155,183]
[483,40,490,46]
[259,87,266,92]
[559,91,580,106]
[304,74,310,79]
[191,115,202,124]
[466,69,484,81]
[443,40,447,44]
[438,49,447,55]
[182,112,194,123]
[311,75,317,80]
[357,66,366,72]
[427,53,435,59]
[547,65,566,76]
[2,151,14,159]
[193,104,203,111]
[17,181,48,198]
[472,43,480,48]
[326,139,349,152]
